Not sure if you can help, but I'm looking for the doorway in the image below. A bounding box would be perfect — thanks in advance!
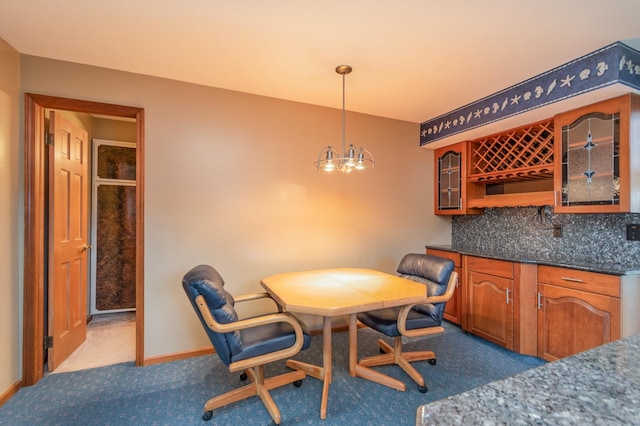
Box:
[23,93,145,386]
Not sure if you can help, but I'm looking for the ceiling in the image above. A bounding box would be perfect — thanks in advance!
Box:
[2,1,640,124]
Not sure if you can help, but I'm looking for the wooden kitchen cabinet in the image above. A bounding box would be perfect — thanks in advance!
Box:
[426,248,463,326]
[466,119,555,209]
[434,142,481,215]
[465,256,537,355]
[466,257,514,349]
[554,93,640,213]
[537,265,640,361]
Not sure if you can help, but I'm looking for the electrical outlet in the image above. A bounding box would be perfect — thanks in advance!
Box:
[627,224,640,241]
[553,224,562,237]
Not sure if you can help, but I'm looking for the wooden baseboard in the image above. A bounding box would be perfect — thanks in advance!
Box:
[0,380,22,408]
[142,347,214,366]
[142,324,365,366]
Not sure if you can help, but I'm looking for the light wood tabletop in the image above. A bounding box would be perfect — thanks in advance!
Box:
[260,268,429,419]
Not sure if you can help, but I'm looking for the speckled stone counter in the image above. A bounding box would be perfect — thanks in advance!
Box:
[417,333,640,425]
[425,244,640,275]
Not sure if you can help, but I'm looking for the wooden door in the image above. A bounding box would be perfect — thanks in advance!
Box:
[48,111,89,371]
[537,283,620,361]
[468,271,513,349]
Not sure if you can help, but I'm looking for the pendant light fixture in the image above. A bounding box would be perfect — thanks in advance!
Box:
[315,65,375,173]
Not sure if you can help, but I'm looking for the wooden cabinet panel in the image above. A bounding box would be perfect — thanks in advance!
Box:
[538,265,620,297]
[537,283,620,361]
[466,256,513,279]
[467,270,514,350]
[426,249,463,325]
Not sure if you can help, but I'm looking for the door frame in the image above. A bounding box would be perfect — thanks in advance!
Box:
[23,93,145,385]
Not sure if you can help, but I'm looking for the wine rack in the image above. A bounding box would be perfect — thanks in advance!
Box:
[469,120,554,183]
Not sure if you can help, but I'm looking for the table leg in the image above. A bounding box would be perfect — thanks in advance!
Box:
[320,316,332,419]
[284,316,332,420]
[348,314,358,376]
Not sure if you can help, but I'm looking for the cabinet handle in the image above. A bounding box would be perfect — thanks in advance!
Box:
[560,276,584,283]
[505,288,511,305]
[537,292,542,309]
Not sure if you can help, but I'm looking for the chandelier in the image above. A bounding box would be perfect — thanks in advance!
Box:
[315,65,375,172]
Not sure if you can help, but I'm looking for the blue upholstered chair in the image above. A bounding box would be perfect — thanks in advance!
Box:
[356,253,457,393]
[182,264,312,424]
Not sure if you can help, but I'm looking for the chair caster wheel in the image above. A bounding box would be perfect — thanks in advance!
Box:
[418,385,428,393]
[293,379,303,387]
[240,372,247,381]
[428,358,436,365]
[202,411,213,421]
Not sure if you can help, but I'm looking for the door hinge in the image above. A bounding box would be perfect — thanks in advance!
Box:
[44,335,54,350]
[45,133,53,146]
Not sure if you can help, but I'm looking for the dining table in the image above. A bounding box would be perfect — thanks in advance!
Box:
[260,267,429,419]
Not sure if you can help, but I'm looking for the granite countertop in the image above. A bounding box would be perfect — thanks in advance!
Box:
[417,333,640,425]
[425,244,640,276]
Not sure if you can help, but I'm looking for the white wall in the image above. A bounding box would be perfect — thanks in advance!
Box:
[19,55,452,359]
[0,38,20,394]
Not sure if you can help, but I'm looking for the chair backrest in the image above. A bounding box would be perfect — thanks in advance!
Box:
[397,253,455,321]
[182,264,244,366]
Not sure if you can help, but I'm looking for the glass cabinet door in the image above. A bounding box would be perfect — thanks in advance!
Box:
[560,112,620,207]
[438,151,462,210]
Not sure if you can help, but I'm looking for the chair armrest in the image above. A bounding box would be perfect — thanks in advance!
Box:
[234,292,283,312]
[233,292,272,303]
[195,295,305,371]
[396,271,458,338]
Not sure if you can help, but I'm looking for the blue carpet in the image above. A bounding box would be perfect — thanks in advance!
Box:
[0,322,544,425]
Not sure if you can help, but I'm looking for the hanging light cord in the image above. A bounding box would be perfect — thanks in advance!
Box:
[341,69,346,156]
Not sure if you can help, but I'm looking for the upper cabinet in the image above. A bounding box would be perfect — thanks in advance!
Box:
[432,93,640,215]
[434,142,481,215]
[433,120,555,214]
[554,94,640,213]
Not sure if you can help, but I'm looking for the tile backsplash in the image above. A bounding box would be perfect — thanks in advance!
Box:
[451,207,640,266]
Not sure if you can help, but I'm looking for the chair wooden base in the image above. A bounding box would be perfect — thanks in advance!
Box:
[357,337,435,392]
[203,365,306,424]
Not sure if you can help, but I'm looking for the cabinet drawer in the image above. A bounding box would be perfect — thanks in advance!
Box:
[538,265,619,297]
[466,256,513,279]
[426,249,461,267]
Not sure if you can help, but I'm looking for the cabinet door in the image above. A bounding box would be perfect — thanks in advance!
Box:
[467,271,513,349]
[437,150,462,211]
[537,283,620,361]
[554,94,638,213]
[434,142,481,215]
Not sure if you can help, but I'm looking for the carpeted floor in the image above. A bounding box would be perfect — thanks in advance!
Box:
[1,322,544,425]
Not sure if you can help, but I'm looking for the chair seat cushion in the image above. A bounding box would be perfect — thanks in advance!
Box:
[232,321,312,363]
[357,306,441,338]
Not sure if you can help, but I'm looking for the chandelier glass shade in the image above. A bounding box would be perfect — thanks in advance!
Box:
[315,65,375,173]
